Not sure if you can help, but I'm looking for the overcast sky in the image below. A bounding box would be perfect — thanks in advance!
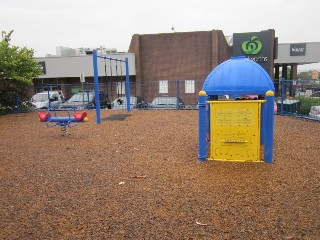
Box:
[1,0,320,70]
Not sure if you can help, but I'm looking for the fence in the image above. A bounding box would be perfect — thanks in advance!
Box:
[3,79,320,122]
[32,80,205,110]
[274,79,320,121]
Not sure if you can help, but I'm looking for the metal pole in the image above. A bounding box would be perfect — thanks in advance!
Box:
[47,85,50,109]
[125,58,131,112]
[264,90,275,163]
[80,73,85,108]
[281,78,285,115]
[198,90,207,162]
[81,82,84,108]
[86,81,90,109]
[93,50,101,124]
[15,93,19,113]
[176,80,180,109]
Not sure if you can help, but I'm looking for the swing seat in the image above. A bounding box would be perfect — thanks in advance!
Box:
[74,111,88,122]
[38,112,50,122]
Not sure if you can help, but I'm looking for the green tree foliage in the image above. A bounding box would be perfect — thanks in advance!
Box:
[297,70,312,80]
[0,30,42,113]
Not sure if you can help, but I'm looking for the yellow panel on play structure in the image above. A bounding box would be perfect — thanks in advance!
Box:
[208,100,265,162]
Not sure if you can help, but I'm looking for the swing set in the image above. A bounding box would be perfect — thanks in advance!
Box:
[103,54,126,102]
[93,49,131,124]
[37,49,131,134]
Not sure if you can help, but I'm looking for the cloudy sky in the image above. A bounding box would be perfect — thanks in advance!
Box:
[1,0,320,70]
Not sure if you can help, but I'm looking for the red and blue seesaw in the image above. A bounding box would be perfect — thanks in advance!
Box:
[38,108,88,135]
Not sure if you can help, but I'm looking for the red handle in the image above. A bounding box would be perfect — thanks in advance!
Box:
[38,112,50,122]
[74,111,87,122]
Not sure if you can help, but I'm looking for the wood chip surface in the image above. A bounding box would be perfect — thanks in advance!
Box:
[0,110,319,239]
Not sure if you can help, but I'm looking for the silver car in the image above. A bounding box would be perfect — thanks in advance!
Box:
[309,106,320,119]
[31,91,65,109]
[112,96,149,110]
[150,96,184,109]
[61,91,111,110]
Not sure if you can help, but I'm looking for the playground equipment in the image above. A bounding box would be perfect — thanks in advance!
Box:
[38,109,88,135]
[92,50,131,124]
[37,49,130,133]
[198,56,275,163]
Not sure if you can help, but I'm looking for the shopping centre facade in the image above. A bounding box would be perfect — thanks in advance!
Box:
[35,29,320,102]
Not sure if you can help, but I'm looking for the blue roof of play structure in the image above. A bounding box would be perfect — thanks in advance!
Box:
[202,56,275,95]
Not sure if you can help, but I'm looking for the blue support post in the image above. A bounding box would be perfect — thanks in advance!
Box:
[15,93,19,113]
[93,50,101,124]
[125,58,131,112]
[176,80,180,109]
[260,102,265,145]
[281,78,285,115]
[198,90,207,162]
[86,82,90,109]
[47,87,51,109]
[264,90,275,163]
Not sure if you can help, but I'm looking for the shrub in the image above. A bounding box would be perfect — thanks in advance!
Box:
[296,96,320,115]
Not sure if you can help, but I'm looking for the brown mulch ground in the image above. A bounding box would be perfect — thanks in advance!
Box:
[0,110,319,240]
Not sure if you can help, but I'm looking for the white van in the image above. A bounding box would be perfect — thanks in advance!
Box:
[31,91,65,109]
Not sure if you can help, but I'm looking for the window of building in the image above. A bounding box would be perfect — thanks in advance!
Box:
[116,82,126,95]
[159,80,168,94]
[185,80,195,93]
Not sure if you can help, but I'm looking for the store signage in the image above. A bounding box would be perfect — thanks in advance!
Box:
[290,43,306,56]
[233,30,274,76]
[241,36,262,55]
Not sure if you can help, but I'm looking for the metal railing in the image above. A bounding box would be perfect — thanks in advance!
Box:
[3,79,320,122]
[275,79,320,121]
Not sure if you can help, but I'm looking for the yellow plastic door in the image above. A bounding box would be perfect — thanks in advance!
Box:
[208,101,263,162]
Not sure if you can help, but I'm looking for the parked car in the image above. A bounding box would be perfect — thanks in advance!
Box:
[31,91,65,109]
[112,96,149,110]
[310,91,320,98]
[309,106,320,119]
[61,91,111,110]
[150,96,184,109]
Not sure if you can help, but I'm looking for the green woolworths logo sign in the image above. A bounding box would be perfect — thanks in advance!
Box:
[241,36,262,54]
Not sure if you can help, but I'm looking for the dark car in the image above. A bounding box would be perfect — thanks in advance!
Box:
[61,91,111,110]
[310,91,320,98]
[112,96,149,110]
[150,96,184,109]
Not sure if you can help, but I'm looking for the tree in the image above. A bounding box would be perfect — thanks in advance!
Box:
[297,71,310,80]
[0,30,41,113]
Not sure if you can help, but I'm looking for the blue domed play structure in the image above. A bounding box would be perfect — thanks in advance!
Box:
[198,56,275,163]
[202,56,275,96]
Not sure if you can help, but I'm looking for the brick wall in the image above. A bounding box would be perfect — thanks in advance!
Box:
[128,30,232,102]
[129,30,231,82]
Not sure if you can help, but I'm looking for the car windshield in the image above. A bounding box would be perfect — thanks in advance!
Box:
[68,92,93,102]
[32,94,50,102]
[152,97,177,105]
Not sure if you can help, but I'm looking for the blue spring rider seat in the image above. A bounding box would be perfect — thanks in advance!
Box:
[38,108,88,134]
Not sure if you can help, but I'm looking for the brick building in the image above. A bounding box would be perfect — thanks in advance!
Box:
[128,30,232,104]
